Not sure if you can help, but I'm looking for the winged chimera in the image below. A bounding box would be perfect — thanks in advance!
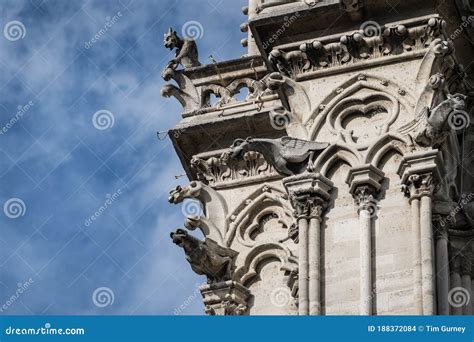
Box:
[230,136,329,176]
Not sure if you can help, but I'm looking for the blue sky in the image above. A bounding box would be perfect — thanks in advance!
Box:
[0,0,247,315]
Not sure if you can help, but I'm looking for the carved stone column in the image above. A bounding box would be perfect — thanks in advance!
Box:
[283,173,333,316]
[461,253,472,315]
[401,174,423,314]
[449,252,463,316]
[399,151,442,315]
[433,216,450,315]
[200,281,250,315]
[347,165,385,315]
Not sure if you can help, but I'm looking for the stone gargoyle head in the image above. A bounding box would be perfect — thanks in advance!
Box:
[163,27,182,50]
[447,93,467,112]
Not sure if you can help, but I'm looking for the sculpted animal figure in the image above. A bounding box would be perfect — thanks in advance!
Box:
[168,181,227,243]
[163,27,201,70]
[170,229,236,283]
[230,137,329,176]
[414,93,468,146]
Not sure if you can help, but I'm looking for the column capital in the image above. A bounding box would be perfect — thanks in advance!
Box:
[200,280,251,316]
[346,164,385,195]
[346,165,384,213]
[461,252,472,276]
[283,172,333,219]
[398,150,443,199]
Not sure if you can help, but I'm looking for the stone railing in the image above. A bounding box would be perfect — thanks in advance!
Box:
[161,55,283,117]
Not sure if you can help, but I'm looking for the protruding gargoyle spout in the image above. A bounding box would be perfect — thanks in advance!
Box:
[230,136,329,176]
[170,229,236,283]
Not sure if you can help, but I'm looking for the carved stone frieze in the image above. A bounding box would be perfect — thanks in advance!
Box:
[191,150,278,188]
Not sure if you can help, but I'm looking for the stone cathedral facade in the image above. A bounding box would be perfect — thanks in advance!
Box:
[162,0,473,315]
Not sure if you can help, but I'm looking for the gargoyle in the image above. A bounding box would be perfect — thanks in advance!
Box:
[163,27,201,70]
[170,229,236,283]
[414,93,468,146]
[230,136,329,176]
[168,181,228,244]
[161,68,201,113]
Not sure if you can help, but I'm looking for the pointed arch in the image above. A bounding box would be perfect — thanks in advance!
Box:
[364,133,413,169]
[233,243,298,286]
[312,143,362,178]
[224,183,293,247]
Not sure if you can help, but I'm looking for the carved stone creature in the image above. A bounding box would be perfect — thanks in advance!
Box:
[400,94,468,146]
[230,137,329,176]
[168,181,228,244]
[170,229,236,283]
[163,27,201,70]
[416,94,468,146]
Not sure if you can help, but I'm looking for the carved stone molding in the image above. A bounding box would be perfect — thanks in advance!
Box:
[200,281,251,315]
[268,16,446,79]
